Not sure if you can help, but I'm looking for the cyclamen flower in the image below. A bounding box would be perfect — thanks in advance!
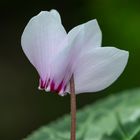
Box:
[21,10,129,96]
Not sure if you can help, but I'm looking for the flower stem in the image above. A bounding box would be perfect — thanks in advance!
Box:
[70,74,76,140]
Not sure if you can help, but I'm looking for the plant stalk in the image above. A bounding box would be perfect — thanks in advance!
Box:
[70,74,76,140]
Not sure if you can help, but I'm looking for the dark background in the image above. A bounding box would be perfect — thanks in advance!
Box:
[0,0,140,139]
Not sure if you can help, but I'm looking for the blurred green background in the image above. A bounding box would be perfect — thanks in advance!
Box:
[0,0,140,139]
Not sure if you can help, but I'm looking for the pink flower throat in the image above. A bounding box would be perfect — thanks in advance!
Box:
[39,78,66,94]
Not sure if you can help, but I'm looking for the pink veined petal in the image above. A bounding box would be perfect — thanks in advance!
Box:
[63,19,102,77]
[21,11,67,87]
[45,19,102,94]
[59,20,102,94]
[66,47,129,94]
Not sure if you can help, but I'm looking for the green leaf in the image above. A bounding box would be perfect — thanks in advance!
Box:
[102,117,140,140]
[25,89,140,140]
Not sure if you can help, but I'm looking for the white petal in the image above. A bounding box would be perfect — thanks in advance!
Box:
[50,9,61,23]
[72,47,129,94]
[67,19,102,53]
[62,19,102,95]
[64,19,102,76]
[21,11,67,82]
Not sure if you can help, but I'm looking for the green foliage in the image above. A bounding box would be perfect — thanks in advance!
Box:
[25,89,140,140]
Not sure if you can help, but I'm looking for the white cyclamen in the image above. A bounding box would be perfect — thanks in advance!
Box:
[21,10,129,96]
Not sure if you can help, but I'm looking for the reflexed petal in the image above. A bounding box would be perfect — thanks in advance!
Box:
[21,11,67,85]
[67,19,102,53]
[65,19,102,76]
[71,47,129,94]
